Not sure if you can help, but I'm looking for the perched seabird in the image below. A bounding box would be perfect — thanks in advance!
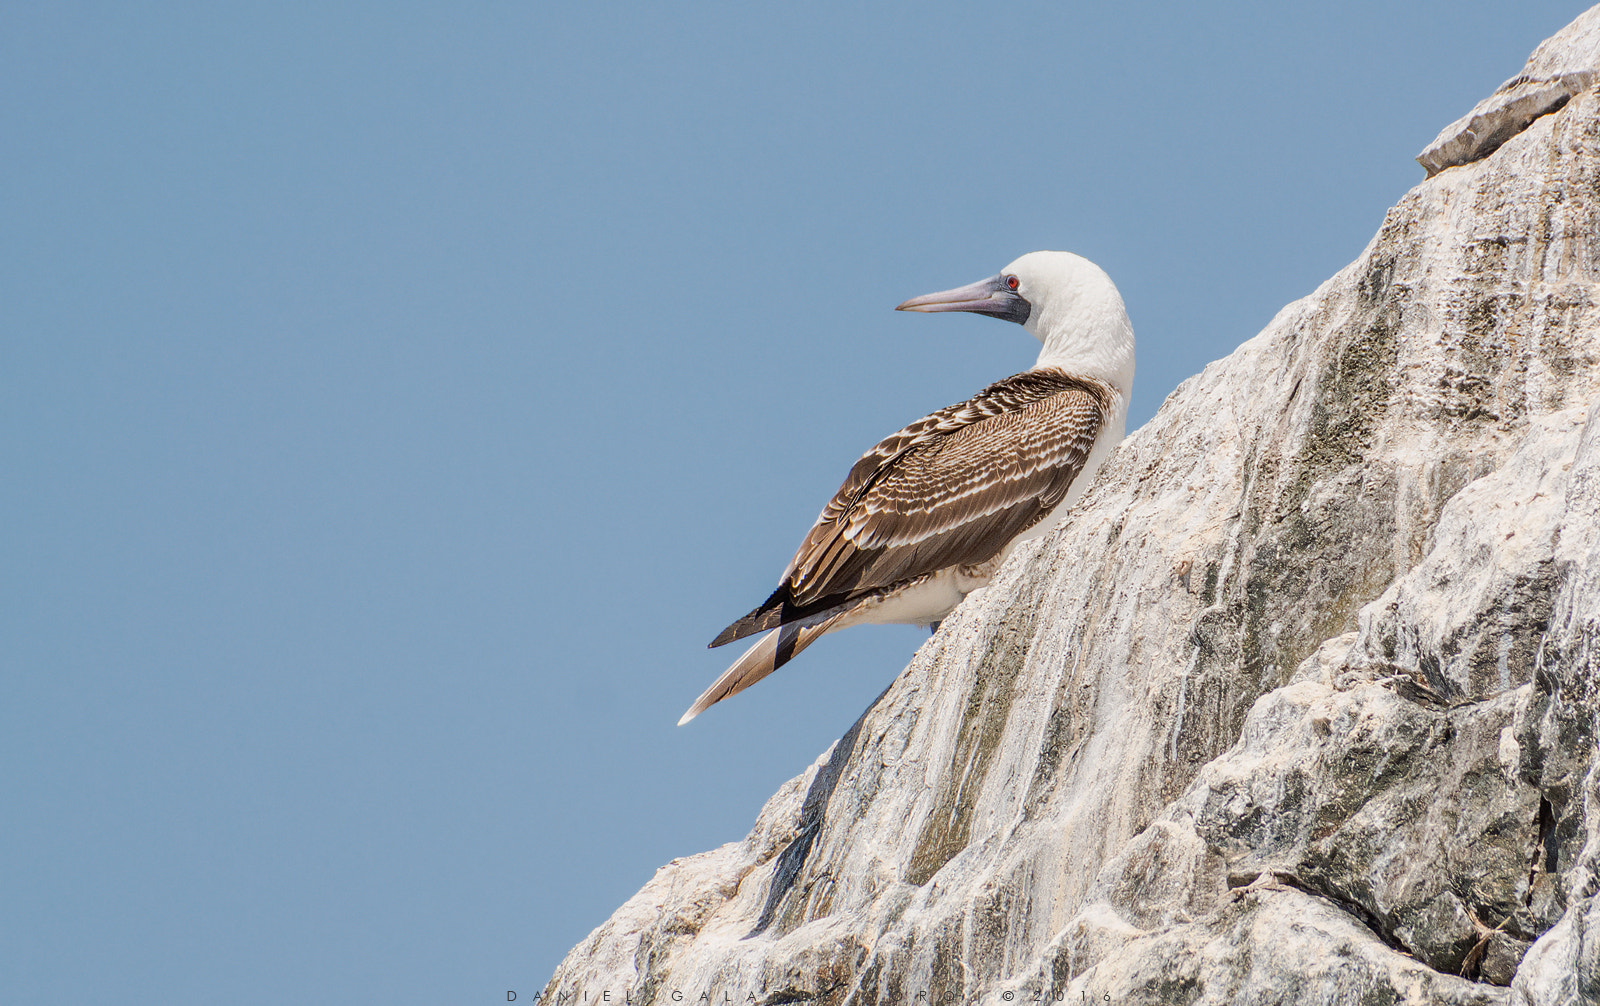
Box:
[679,251,1134,725]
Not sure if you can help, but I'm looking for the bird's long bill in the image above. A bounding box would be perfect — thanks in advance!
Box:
[895,274,1030,324]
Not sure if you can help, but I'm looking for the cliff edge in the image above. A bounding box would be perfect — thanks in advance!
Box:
[549,9,1600,1004]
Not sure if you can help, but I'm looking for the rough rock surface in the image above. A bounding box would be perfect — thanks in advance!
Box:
[551,10,1600,1005]
[1419,6,1600,177]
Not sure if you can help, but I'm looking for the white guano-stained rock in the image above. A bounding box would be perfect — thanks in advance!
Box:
[550,8,1600,1005]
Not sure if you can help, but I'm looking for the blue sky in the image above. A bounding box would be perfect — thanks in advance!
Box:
[2,2,1585,1002]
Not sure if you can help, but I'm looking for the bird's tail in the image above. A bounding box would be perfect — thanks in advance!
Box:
[678,615,844,725]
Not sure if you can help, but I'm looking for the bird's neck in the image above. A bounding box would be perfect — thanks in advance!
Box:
[1028,298,1136,401]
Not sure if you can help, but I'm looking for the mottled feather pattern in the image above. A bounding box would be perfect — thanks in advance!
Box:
[813,369,1097,526]
[788,368,1112,605]
[846,397,1103,543]
[710,368,1114,647]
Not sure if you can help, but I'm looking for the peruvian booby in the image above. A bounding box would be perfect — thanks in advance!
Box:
[679,251,1134,725]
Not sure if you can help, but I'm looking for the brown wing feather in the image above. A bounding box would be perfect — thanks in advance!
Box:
[789,376,1108,604]
[711,369,1112,647]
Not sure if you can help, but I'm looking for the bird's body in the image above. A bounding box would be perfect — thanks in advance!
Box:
[680,252,1134,725]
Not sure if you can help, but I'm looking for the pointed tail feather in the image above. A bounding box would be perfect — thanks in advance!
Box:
[679,615,843,725]
[710,588,853,649]
[709,586,789,648]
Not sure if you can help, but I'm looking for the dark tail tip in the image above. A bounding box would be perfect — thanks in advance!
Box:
[709,586,789,648]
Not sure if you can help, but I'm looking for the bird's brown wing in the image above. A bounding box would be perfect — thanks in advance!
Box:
[711,368,1112,647]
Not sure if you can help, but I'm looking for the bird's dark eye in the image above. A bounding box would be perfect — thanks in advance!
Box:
[1005,275,1020,291]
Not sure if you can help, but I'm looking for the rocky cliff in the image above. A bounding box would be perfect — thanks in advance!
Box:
[547,10,1600,1004]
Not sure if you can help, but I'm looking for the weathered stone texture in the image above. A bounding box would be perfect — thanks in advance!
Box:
[550,9,1600,1005]
[1420,6,1600,177]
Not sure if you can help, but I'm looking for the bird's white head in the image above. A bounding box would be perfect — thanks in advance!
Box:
[897,250,1135,397]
